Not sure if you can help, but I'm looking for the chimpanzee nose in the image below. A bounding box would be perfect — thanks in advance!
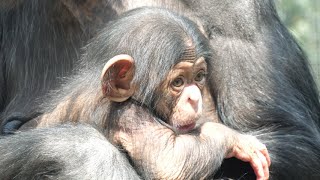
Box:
[189,93,200,105]
[184,84,202,110]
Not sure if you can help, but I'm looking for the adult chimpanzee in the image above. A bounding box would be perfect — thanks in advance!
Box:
[0,0,320,180]
[14,8,269,180]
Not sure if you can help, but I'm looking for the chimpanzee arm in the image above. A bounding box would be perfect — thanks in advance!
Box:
[114,103,269,180]
[0,125,140,180]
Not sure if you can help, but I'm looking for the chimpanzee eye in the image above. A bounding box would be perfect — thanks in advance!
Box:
[194,70,206,82]
[171,77,184,87]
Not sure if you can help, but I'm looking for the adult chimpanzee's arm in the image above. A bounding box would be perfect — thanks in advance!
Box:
[0,125,140,180]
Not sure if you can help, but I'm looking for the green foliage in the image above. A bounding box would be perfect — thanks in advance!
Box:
[276,0,320,87]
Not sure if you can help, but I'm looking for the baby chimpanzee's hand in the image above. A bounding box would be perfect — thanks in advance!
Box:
[226,134,271,180]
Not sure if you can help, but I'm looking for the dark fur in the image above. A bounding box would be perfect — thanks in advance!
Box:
[202,1,320,179]
[0,0,89,132]
[0,0,319,180]
[0,124,140,180]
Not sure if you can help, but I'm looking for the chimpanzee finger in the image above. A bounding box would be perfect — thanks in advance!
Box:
[257,150,269,180]
[260,148,271,167]
[250,151,265,180]
[254,141,271,167]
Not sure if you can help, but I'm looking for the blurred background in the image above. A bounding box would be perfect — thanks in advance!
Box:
[276,0,320,88]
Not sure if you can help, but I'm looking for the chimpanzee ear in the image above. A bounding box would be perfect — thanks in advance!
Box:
[101,54,135,102]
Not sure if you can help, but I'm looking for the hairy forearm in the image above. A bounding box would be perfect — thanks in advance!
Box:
[115,120,236,179]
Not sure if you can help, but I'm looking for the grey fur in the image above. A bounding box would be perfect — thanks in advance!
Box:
[0,124,140,180]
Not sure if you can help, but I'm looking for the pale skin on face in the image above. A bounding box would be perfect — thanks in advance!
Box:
[161,57,207,133]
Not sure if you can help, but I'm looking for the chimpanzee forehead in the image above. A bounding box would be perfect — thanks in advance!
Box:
[180,44,196,62]
[173,57,206,69]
